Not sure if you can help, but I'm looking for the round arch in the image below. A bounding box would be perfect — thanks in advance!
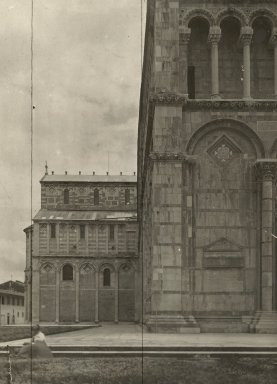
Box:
[39,262,56,272]
[79,262,96,273]
[249,9,277,29]
[216,8,247,28]
[182,9,214,28]
[186,118,265,158]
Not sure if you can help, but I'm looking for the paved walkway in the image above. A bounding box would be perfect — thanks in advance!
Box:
[1,324,277,348]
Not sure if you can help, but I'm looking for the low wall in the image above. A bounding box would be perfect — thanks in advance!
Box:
[0,325,97,342]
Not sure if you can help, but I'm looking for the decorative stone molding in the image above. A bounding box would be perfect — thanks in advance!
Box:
[249,8,277,28]
[208,26,221,44]
[179,26,191,44]
[149,92,277,111]
[216,7,248,27]
[255,159,277,181]
[240,26,253,46]
[149,152,197,163]
[181,8,215,27]
[207,135,242,167]
[270,28,277,47]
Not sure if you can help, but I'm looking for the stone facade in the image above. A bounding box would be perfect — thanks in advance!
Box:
[138,0,277,332]
[25,173,139,324]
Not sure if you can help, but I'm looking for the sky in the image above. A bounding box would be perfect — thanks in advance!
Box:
[0,0,146,283]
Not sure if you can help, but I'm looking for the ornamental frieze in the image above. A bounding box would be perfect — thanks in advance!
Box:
[150,92,277,111]
[255,159,277,181]
[179,6,277,28]
[149,152,197,163]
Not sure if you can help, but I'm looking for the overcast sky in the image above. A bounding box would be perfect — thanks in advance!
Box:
[0,0,145,283]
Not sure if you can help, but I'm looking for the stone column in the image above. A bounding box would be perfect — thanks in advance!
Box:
[55,268,60,323]
[95,271,99,323]
[179,26,191,95]
[114,270,119,323]
[32,268,40,323]
[208,27,221,99]
[270,30,277,98]
[240,27,253,100]
[46,224,50,254]
[56,223,60,252]
[75,267,80,322]
[255,160,277,312]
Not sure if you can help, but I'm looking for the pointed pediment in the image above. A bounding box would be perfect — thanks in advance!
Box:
[204,237,242,252]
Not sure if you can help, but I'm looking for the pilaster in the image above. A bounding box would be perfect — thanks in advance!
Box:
[254,159,277,333]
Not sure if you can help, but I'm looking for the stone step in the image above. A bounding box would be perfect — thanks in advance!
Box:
[52,350,277,358]
[48,345,277,352]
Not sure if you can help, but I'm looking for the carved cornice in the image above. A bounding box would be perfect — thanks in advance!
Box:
[180,6,277,28]
[150,92,277,111]
[270,28,277,47]
[240,26,253,46]
[255,159,277,181]
[179,26,191,44]
[208,26,222,44]
[149,152,197,163]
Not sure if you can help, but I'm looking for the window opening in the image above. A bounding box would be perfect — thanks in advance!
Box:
[94,189,99,205]
[188,66,195,99]
[109,225,115,241]
[80,225,86,239]
[62,264,74,281]
[64,189,69,204]
[50,224,56,238]
[103,268,111,287]
[125,189,130,205]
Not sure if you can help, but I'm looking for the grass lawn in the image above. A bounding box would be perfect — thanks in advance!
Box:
[0,357,276,384]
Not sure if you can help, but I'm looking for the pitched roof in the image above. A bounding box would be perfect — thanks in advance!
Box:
[40,174,137,183]
[34,209,137,222]
[0,280,24,293]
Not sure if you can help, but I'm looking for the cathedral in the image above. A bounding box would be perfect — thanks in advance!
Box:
[25,0,277,333]
[24,171,139,324]
[138,0,277,333]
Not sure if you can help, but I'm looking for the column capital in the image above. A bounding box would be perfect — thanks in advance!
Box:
[240,27,253,46]
[179,26,191,44]
[270,28,277,47]
[255,159,277,181]
[208,26,221,44]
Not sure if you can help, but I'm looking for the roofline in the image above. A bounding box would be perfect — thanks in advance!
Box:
[40,176,137,184]
[0,289,24,296]
[23,224,33,233]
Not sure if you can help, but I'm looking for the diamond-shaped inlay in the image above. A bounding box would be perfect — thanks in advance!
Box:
[207,135,242,166]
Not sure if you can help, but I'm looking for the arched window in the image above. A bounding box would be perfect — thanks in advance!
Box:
[64,189,69,204]
[94,189,99,205]
[103,268,111,287]
[62,264,73,281]
[125,189,130,205]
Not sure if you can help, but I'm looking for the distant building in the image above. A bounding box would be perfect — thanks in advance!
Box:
[0,280,25,325]
[25,171,139,324]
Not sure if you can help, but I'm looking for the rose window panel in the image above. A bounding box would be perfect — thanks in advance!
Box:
[207,135,242,166]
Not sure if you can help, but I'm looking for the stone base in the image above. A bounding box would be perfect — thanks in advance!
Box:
[254,312,277,334]
[146,315,200,333]
[197,316,251,333]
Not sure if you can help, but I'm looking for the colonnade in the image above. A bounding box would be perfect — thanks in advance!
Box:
[180,25,277,99]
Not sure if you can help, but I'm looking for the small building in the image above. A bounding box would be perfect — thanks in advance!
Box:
[25,171,139,324]
[0,280,25,325]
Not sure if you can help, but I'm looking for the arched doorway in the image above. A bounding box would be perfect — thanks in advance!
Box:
[39,263,56,322]
[79,264,96,322]
[118,264,135,321]
[60,263,76,322]
[186,120,264,315]
[98,265,115,321]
